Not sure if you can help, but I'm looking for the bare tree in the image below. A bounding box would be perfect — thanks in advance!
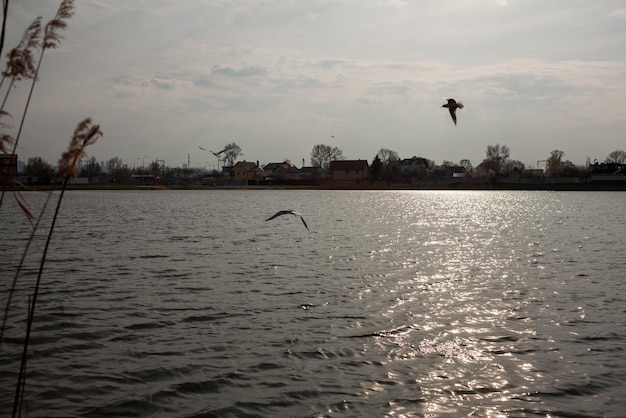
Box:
[605,150,626,164]
[477,144,511,175]
[80,155,101,181]
[486,144,510,162]
[222,142,242,167]
[106,156,128,179]
[547,150,564,176]
[25,156,54,181]
[376,148,399,165]
[375,148,400,180]
[459,159,472,171]
[501,159,525,174]
[310,143,344,170]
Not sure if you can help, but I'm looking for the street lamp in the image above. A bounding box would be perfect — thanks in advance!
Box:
[133,157,140,170]
[142,155,149,171]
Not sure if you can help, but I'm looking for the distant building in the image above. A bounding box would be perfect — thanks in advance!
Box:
[591,162,625,175]
[232,161,263,183]
[0,154,17,184]
[299,166,326,180]
[432,165,465,179]
[400,157,430,178]
[130,174,156,184]
[262,162,299,181]
[328,160,369,181]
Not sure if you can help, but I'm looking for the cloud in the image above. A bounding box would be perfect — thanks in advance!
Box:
[211,65,268,78]
[150,77,194,91]
[355,97,384,106]
[7,1,626,168]
[609,9,626,19]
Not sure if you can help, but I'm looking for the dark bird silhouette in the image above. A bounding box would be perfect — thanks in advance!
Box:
[198,146,226,157]
[265,210,309,230]
[442,98,464,125]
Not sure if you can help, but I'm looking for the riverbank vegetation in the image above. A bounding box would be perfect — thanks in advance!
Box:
[11,143,626,191]
[0,2,103,416]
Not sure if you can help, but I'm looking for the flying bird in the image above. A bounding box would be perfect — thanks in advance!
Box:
[442,98,464,126]
[199,146,226,157]
[212,149,226,157]
[265,210,309,230]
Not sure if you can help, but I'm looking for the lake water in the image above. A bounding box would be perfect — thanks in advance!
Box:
[1,189,625,417]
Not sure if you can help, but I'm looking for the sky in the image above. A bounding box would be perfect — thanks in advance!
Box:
[3,0,626,170]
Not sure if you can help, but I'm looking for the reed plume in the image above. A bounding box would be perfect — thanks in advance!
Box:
[0,17,41,94]
[58,118,102,177]
[43,0,74,50]
[1,5,93,414]
[0,133,11,153]
[0,0,74,209]
[11,0,74,153]
[0,109,12,153]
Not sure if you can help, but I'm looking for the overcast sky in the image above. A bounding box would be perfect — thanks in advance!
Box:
[4,0,626,170]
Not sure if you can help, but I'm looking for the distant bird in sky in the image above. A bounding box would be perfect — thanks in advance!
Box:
[265,210,309,230]
[330,135,334,139]
[199,146,226,157]
[442,98,464,126]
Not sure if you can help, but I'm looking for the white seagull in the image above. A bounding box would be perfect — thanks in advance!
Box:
[442,98,464,126]
[265,210,309,230]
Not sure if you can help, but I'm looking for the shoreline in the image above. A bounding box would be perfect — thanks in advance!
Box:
[7,181,626,192]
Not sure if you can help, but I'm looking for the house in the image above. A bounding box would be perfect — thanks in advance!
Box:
[262,162,299,181]
[328,160,369,181]
[299,166,326,180]
[432,165,466,179]
[0,154,17,184]
[591,162,626,175]
[400,157,430,178]
[232,161,263,183]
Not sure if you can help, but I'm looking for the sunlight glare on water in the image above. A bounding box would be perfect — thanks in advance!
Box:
[1,190,625,417]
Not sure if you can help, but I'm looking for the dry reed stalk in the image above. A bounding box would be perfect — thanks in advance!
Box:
[0,17,41,104]
[0,0,9,59]
[11,0,74,153]
[0,189,47,350]
[11,117,102,417]
[0,0,74,210]
[0,0,82,376]
[12,190,34,224]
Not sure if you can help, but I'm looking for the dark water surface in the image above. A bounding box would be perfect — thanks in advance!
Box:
[1,190,625,417]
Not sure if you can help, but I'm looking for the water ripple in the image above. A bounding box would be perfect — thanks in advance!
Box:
[1,190,625,416]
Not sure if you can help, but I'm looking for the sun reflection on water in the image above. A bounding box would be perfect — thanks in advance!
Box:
[349,191,571,416]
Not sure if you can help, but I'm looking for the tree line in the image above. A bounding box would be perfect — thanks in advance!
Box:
[20,143,626,182]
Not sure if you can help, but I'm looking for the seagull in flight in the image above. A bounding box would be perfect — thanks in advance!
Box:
[442,98,464,126]
[198,146,226,157]
[265,210,309,230]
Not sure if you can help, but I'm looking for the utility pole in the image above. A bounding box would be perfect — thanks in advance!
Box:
[188,153,190,170]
